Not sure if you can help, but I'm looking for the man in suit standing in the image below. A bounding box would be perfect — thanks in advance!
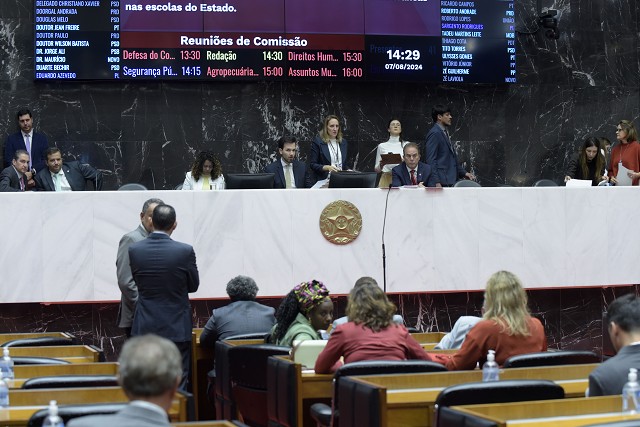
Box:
[129,204,199,391]
[116,198,164,338]
[264,135,313,188]
[67,334,182,427]
[588,294,640,396]
[391,143,437,187]
[425,104,475,187]
[34,147,102,191]
[4,109,49,188]
[0,150,30,192]
[200,275,275,346]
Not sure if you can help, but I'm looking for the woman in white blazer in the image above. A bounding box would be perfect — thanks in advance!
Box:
[182,151,225,190]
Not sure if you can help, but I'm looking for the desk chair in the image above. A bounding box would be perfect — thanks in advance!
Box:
[533,179,558,186]
[26,402,127,427]
[118,183,147,191]
[434,379,564,427]
[21,375,118,389]
[13,356,70,365]
[503,350,600,368]
[2,337,75,347]
[454,180,481,187]
[228,344,290,427]
[311,360,448,427]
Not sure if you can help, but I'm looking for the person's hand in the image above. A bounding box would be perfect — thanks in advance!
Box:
[436,183,442,188]
[465,172,476,181]
[25,170,34,180]
[610,176,618,184]
[564,175,571,182]
[322,165,340,173]
[627,171,639,180]
[601,176,608,183]
[418,182,426,188]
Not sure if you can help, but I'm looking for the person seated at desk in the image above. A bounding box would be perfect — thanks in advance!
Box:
[315,281,435,374]
[434,316,482,350]
[331,276,404,332]
[435,270,547,370]
[200,275,275,346]
[269,280,333,347]
[588,294,640,396]
[35,147,102,191]
[182,150,225,190]
[67,334,182,427]
[264,135,313,188]
[0,150,30,192]
[391,142,437,187]
[564,137,607,186]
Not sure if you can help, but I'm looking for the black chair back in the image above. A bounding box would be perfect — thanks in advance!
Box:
[224,332,269,341]
[267,356,298,427]
[434,379,564,427]
[1,337,75,347]
[503,350,600,368]
[26,403,127,427]
[336,377,385,427]
[21,375,118,389]
[533,179,558,187]
[228,344,290,427]
[12,356,70,365]
[454,180,481,187]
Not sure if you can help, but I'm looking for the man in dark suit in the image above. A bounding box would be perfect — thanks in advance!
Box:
[4,109,49,185]
[588,294,640,396]
[425,104,475,187]
[116,198,164,338]
[391,142,437,187]
[34,147,102,191]
[264,135,313,188]
[67,334,182,427]
[200,275,275,346]
[128,204,199,391]
[0,150,30,192]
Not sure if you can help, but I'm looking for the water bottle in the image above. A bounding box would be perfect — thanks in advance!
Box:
[41,400,65,427]
[0,378,8,408]
[622,368,640,413]
[0,347,13,380]
[482,349,499,382]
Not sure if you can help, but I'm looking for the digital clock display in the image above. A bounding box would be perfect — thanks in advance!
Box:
[33,0,517,84]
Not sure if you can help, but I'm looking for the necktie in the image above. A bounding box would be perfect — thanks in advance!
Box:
[284,164,292,189]
[19,175,25,191]
[24,134,32,168]
[54,173,62,191]
[410,169,417,185]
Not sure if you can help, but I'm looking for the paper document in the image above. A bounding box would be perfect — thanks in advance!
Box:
[616,163,633,186]
[565,179,591,188]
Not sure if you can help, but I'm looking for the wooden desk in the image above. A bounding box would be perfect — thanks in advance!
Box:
[10,362,119,388]
[0,332,75,345]
[347,363,598,427]
[8,345,102,363]
[451,395,640,427]
[0,387,187,426]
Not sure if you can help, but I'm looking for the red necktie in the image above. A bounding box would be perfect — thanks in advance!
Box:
[19,175,25,191]
[410,169,417,185]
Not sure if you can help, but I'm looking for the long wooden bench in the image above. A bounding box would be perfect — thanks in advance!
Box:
[7,345,103,363]
[1,387,188,426]
[10,362,119,388]
[342,363,597,427]
[448,395,640,427]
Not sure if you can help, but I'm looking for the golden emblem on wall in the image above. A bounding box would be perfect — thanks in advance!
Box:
[319,200,362,245]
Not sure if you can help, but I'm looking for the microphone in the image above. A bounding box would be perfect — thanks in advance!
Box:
[382,183,393,292]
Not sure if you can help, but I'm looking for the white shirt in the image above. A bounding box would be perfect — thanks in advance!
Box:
[50,169,71,191]
[327,139,342,169]
[280,158,296,188]
[375,136,406,173]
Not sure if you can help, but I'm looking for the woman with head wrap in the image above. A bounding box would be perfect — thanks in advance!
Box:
[270,280,333,347]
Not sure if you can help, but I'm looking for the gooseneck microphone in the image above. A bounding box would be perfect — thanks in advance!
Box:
[382,183,393,292]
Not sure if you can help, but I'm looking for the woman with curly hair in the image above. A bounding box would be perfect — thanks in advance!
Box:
[438,270,547,370]
[182,150,225,190]
[314,279,433,374]
[270,280,333,347]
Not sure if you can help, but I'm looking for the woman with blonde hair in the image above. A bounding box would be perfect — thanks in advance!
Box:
[440,270,547,370]
[309,115,350,182]
[315,279,433,374]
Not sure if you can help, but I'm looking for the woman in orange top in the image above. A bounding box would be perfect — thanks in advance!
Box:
[608,120,640,185]
[438,271,547,370]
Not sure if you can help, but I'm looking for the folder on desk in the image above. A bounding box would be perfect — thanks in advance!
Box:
[291,340,328,369]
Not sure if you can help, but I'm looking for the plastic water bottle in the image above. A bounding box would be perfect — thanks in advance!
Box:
[0,378,8,408]
[482,349,499,382]
[622,368,640,413]
[0,347,13,380]
[41,400,65,427]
